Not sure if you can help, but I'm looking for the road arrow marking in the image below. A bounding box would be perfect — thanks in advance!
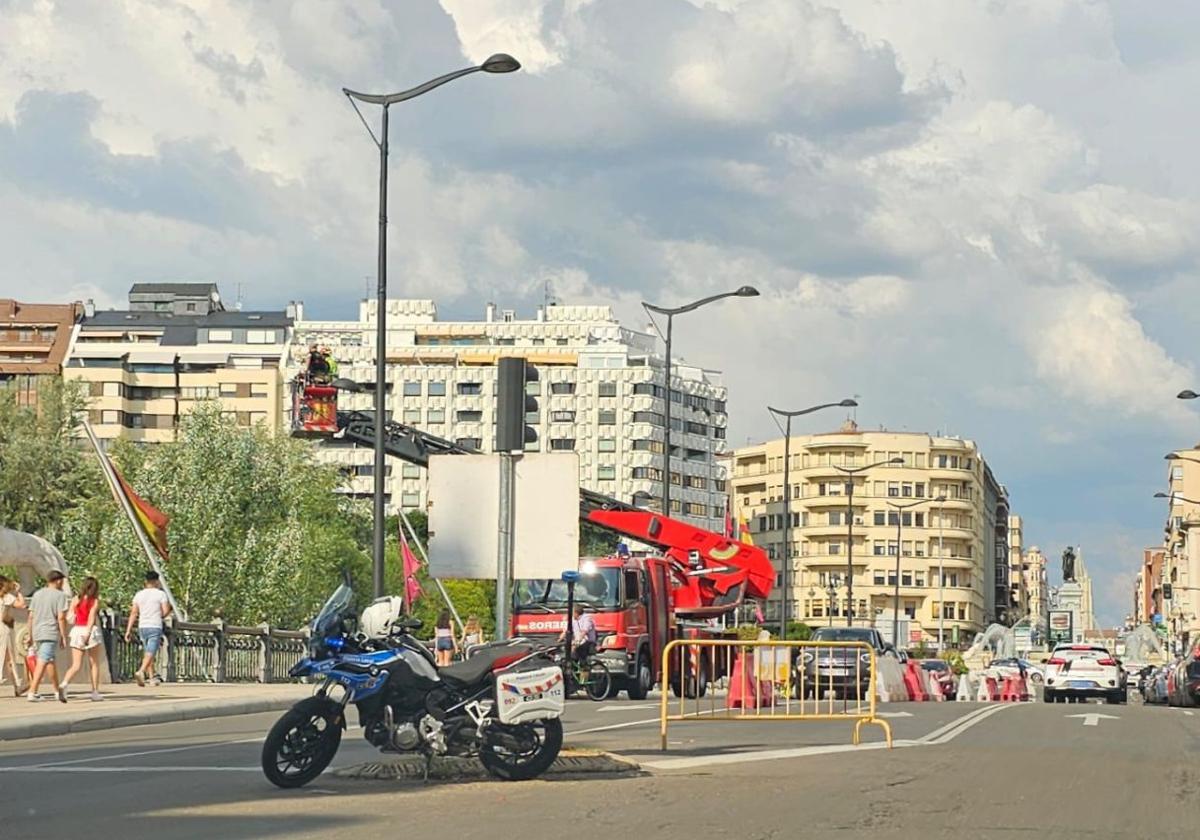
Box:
[1066,713,1119,727]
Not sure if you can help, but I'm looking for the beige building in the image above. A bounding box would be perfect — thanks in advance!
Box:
[64,284,292,445]
[1024,546,1050,640]
[1008,514,1025,618]
[729,422,1010,646]
[1161,450,1200,652]
[0,299,82,407]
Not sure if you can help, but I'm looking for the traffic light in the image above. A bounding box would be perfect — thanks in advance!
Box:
[1164,583,1174,601]
[495,357,538,452]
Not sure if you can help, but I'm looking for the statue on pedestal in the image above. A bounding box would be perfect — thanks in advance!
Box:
[1062,547,1076,583]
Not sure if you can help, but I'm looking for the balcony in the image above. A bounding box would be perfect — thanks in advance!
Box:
[799,553,867,567]
[800,493,860,508]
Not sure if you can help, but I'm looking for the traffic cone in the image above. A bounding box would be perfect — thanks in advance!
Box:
[976,675,991,702]
[957,674,972,701]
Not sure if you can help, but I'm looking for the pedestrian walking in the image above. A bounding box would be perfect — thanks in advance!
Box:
[123,570,172,686]
[60,576,104,701]
[27,570,69,703]
[0,575,28,696]
[434,610,457,667]
[460,615,484,652]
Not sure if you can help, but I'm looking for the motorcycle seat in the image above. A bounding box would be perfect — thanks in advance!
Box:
[440,645,534,687]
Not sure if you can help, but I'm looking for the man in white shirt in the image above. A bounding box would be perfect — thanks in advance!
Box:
[123,571,172,687]
[559,604,597,663]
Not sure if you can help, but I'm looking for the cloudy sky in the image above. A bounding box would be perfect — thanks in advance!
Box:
[3,0,1198,626]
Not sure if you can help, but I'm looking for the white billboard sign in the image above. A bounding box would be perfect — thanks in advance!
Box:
[427,453,580,580]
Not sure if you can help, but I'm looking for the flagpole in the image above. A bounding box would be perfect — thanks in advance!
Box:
[398,510,463,630]
[81,420,187,621]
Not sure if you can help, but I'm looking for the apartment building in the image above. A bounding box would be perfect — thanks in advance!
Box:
[63,284,292,444]
[1008,514,1026,619]
[1024,546,1050,640]
[1161,449,1200,651]
[729,422,1010,646]
[287,299,728,529]
[1137,548,1165,627]
[0,299,82,407]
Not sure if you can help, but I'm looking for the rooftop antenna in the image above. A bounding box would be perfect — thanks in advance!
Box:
[851,393,860,423]
[544,277,557,308]
[364,276,371,302]
[235,283,244,312]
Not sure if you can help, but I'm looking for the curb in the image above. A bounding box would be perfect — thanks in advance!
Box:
[0,696,301,742]
[334,750,642,783]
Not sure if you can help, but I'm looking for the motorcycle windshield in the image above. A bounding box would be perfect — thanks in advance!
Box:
[311,584,354,638]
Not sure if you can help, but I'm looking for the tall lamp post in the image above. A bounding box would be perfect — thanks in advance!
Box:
[643,287,759,519]
[885,496,945,648]
[767,400,858,638]
[343,54,521,598]
[833,457,903,625]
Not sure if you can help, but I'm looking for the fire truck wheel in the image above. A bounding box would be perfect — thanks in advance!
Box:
[626,649,652,700]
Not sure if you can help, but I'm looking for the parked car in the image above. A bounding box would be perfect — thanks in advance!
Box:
[1167,657,1200,707]
[1043,643,1125,704]
[989,657,1045,685]
[919,659,957,699]
[796,626,892,700]
[1138,665,1168,704]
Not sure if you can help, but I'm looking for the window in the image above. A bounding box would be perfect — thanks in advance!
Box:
[873,544,885,556]
[427,409,446,424]
[403,409,421,423]
[219,382,237,397]
[901,572,912,586]
[455,437,483,449]
[904,603,916,619]
[402,492,421,508]
[428,381,446,396]
[829,542,841,555]
[598,410,616,425]
[598,438,617,452]
[246,329,275,344]
[887,482,899,497]
[550,382,575,395]
[932,602,942,620]
[597,465,616,480]
[1172,465,1184,480]
[915,483,926,498]
[901,512,912,526]
[457,382,482,395]
[828,511,842,526]
[208,329,233,343]
[251,383,269,397]
[598,382,617,397]
[632,411,663,424]
[818,482,827,497]
[873,511,885,526]
[902,483,913,497]
[624,570,641,603]
[632,466,662,480]
[550,439,575,451]
[551,410,576,422]
[403,382,421,396]
[914,512,924,527]
[873,572,885,585]
[402,464,421,478]
[457,410,483,422]
[685,421,706,435]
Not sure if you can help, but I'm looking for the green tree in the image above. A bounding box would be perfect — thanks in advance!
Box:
[0,380,101,545]
[64,403,369,626]
[784,621,813,641]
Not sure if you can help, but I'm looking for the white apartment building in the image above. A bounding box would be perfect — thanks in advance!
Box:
[287,299,729,530]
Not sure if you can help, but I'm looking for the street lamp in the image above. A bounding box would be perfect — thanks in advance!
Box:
[832,457,904,625]
[1178,390,1200,400]
[808,573,841,627]
[767,400,857,637]
[885,496,946,649]
[643,287,759,520]
[343,54,520,598]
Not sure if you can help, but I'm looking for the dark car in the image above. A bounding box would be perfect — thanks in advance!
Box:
[1168,658,1200,707]
[919,659,957,699]
[796,626,890,700]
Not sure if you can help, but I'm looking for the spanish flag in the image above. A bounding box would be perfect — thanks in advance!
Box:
[109,459,170,560]
[738,515,754,546]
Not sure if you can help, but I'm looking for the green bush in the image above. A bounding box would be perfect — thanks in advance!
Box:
[941,649,967,676]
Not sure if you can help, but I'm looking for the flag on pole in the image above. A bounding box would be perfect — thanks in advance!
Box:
[738,515,754,546]
[109,458,170,560]
[399,523,423,613]
[723,500,734,539]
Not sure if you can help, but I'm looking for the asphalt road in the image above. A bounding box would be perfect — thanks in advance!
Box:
[2,694,1196,839]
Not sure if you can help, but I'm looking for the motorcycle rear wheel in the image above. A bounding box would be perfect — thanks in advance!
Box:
[479,717,563,781]
[261,699,343,789]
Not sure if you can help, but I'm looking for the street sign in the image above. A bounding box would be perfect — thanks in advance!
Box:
[1014,627,1032,651]
[1048,610,1073,646]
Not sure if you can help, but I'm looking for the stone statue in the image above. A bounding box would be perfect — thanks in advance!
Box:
[1062,547,1076,583]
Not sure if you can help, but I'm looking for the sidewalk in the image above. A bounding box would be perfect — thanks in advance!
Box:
[0,681,311,741]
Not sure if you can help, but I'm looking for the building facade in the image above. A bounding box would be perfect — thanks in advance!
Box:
[287,299,729,530]
[0,299,82,406]
[64,284,292,444]
[728,424,1009,646]
[1137,547,1165,627]
[1024,546,1050,640]
[1008,514,1026,619]
[1161,449,1200,651]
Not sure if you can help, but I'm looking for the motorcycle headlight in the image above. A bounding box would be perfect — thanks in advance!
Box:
[860,652,871,665]
[802,652,814,664]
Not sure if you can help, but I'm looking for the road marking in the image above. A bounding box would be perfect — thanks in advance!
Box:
[569,708,720,736]
[0,765,260,773]
[29,736,266,767]
[640,704,1023,770]
[1066,713,1119,727]
[596,704,659,713]
[876,712,913,718]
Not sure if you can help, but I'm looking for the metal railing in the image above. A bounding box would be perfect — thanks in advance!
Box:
[659,639,893,750]
[99,610,308,683]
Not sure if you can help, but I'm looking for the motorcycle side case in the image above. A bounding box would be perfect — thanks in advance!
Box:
[495,666,565,724]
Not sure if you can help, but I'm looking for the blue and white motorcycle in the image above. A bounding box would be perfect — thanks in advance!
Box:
[261,583,565,788]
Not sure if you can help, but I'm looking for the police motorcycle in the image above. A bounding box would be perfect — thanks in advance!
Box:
[261,582,565,788]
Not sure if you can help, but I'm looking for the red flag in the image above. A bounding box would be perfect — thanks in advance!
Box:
[399,524,423,613]
[109,458,169,560]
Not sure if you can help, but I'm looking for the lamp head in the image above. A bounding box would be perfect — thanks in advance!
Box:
[839,399,858,407]
[481,53,521,73]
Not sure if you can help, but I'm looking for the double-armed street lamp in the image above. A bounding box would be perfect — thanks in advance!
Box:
[832,457,904,625]
[767,400,858,637]
[809,573,842,627]
[642,288,759,520]
[343,54,520,598]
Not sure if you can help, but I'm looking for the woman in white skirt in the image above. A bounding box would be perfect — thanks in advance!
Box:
[60,576,104,701]
[0,575,28,696]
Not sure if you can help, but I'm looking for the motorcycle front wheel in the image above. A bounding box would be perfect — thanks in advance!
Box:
[261,698,343,789]
[479,717,563,781]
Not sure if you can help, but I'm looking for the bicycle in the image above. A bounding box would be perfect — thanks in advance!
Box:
[555,647,612,701]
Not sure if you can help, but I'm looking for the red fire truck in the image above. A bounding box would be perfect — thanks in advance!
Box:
[292,383,775,698]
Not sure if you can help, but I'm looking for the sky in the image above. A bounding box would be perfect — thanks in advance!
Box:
[2,0,1198,627]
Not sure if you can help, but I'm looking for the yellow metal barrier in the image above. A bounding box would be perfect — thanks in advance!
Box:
[659,639,893,750]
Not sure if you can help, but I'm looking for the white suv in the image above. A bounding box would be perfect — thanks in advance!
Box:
[1042,644,1125,704]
